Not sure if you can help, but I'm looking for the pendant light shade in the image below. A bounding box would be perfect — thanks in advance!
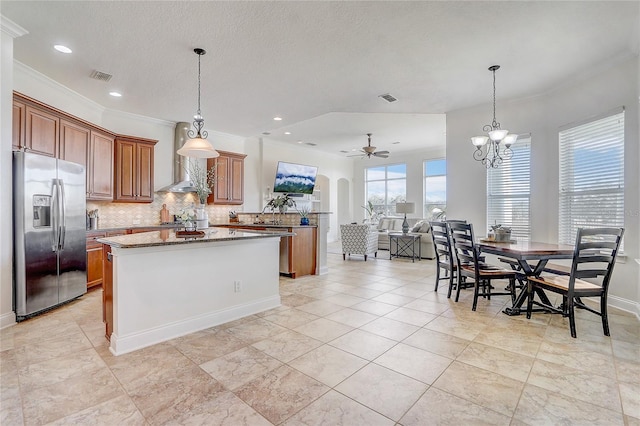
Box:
[178,48,219,158]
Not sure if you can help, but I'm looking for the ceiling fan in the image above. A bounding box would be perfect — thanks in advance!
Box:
[348,133,390,159]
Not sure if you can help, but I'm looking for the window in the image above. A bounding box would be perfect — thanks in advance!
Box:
[559,109,624,246]
[424,159,446,219]
[365,164,406,216]
[487,136,531,241]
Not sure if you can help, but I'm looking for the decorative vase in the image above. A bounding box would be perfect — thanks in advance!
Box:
[195,205,208,230]
[300,217,309,226]
[278,205,287,214]
[184,220,196,232]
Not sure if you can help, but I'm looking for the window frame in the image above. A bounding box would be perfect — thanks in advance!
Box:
[365,163,407,217]
[424,158,446,219]
[486,135,532,241]
[558,108,625,247]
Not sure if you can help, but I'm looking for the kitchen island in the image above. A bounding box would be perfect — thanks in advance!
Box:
[98,227,289,355]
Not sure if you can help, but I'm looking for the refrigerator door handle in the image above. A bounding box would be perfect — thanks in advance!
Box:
[58,179,66,250]
[51,179,60,252]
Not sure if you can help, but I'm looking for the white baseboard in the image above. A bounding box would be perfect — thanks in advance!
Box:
[109,295,281,356]
[0,311,16,329]
[608,295,640,320]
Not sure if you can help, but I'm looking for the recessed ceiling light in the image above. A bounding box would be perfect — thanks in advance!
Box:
[54,45,72,54]
[351,148,357,151]
[273,117,282,121]
[109,92,122,97]
[284,131,291,135]
[297,140,303,144]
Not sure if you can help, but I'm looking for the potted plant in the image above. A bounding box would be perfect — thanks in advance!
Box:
[188,160,216,205]
[362,200,379,224]
[265,194,296,213]
[297,206,311,225]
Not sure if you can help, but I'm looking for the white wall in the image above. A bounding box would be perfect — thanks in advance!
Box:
[352,146,446,223]
[447,56,640,313]
[259,138,354,242]
[0,18,28,328]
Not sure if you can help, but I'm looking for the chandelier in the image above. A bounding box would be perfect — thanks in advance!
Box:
[177,48,219,158]
[471,65,517,168]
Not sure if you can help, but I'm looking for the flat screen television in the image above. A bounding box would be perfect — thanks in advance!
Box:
[273,161,318,195]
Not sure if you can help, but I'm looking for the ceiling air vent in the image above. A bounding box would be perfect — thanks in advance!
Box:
[90,70,113,82]
[379,93,398,103]
[305,142,317,146]
[262,131,271,136]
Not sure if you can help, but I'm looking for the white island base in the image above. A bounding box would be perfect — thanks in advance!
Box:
[106,233,281,356]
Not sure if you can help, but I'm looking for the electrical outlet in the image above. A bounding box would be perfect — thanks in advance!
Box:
[234,281,241,292]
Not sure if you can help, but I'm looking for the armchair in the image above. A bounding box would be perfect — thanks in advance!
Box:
[340,224,378,261]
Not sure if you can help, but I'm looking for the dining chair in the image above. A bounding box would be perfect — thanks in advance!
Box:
[429,221,457,297]
[449,222,517,311]
[526,227,624,338]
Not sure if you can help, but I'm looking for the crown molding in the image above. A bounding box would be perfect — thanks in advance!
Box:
[1,16,28,38]
[103,108,175,128]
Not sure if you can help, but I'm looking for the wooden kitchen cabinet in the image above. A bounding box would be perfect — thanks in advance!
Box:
[207,150,246,205]
[60,119,90,171]
[280,226,317,278]
[25,105,59,157]
[12,98,25,150]
[86,231,106,289]
[114,136,156,203]
[88,130,115,200]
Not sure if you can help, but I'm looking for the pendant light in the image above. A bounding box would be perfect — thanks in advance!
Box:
[177,48,219,158]
[471,65,517,168]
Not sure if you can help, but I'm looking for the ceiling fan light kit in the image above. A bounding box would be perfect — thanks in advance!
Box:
[348,133,390,159]
[471,65,517,169]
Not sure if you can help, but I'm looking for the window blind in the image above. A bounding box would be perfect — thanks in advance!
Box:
[487,136,531,241]
[559,110,624,246]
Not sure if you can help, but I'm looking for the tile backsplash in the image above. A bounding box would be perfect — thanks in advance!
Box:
[87,192,239,228]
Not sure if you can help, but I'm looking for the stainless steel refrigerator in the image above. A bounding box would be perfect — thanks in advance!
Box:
[13,151,87,321]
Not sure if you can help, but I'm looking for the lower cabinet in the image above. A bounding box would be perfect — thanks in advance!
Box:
[223,225,317,278]
[86,231,106,289]
[280,227,317,278]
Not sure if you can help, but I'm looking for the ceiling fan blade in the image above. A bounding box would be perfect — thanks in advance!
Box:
[373,152,389,158]
[375,150,389,155]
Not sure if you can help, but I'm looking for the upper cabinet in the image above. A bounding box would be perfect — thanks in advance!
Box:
[113,136,156,203]
[88,130,115,200]
[11,92,156,203]
[25,105,59,157]
[207,150,246,205]
[12,99,25,150]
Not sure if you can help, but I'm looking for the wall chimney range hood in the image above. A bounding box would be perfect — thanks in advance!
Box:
[157,122,197,193]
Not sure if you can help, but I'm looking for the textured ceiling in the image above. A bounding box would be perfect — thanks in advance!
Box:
[2,1,638,156]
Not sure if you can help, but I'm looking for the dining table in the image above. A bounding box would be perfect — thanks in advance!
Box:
[476,239,575,316]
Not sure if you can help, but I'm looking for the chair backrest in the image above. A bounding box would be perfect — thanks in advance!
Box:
[568,227,624,293]
[448,221,481,270]
[340,224,377,254]
[430,221,454,269]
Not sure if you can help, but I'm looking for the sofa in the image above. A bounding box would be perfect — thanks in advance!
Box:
[375,217,435,259]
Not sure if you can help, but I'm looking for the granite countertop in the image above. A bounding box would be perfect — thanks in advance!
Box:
[97,227,292,249]
[86,224,181,234]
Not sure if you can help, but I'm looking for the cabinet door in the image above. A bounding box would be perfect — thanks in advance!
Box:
[88,131,115,200]
[60,119,89,169]
[114,139,137,201]
[12,100,25,150]
[25,105,59,157]
[136,142,154,201]
[86,233,104,289]
[211,155,230,203]
[229,156,244,204]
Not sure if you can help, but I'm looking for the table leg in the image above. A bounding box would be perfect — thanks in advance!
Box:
[503,259,552,316]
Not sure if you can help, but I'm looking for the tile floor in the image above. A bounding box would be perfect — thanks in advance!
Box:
[1,248,639,425]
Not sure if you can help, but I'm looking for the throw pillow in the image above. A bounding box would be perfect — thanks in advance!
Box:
[411,220,424,233]
[420,222,431,233]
